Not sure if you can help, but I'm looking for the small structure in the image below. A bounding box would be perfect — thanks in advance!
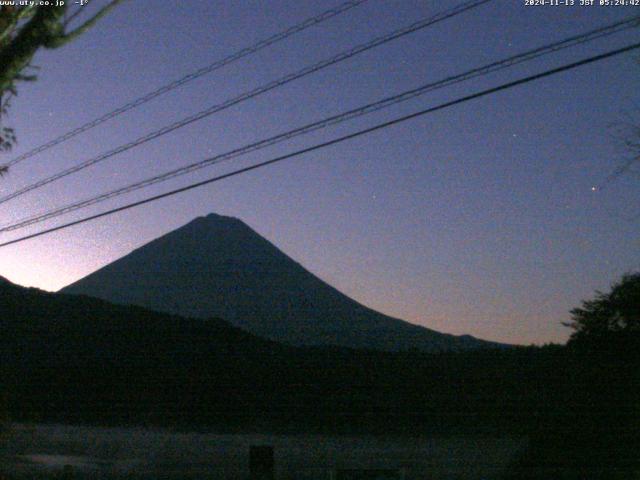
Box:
[332,468,406,480]
[250,445,275,480]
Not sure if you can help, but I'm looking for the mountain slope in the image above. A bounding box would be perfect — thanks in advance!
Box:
[62,213,501,351]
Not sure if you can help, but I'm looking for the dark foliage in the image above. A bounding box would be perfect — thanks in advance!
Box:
[506,275,640,479]
[0,2,121,158]
[564,272,640,341]
[0,280,551,433]
[1,279,638,477]
[505,333,640,479]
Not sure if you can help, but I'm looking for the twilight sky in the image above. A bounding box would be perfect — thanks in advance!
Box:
[0,0,638,345]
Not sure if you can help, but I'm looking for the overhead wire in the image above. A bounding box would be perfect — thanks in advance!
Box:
[1,0,370,169]
[1,41,638,248]
[1,15,638,232]
[0,0,492,205]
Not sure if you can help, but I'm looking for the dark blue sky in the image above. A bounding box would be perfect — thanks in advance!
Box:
[0,0,638,344]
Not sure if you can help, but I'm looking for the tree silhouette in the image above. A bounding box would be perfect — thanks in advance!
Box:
[563,272,640,342]
[0,1,122,159]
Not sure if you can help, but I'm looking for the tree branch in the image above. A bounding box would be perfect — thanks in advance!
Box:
[0,9,19,45]
[62,5,86,29]
[0,6,65,92]
[47,0,124,48]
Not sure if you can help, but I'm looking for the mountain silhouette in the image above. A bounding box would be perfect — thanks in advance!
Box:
[62,213,502,351]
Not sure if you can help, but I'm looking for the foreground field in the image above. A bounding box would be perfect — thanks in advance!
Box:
[0,423,526,480]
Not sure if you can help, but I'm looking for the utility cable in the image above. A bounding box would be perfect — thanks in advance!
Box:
[1,0,370,169]
[0,0,491,204]
[1,41,638,248]
[2,16,637,232]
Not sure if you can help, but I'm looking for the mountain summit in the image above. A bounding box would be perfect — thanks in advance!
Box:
[62,213,501,351]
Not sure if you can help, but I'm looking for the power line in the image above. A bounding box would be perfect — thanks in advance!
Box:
[3,16,637,233]
[1,0,370,169]
[0,0,492,206]
[1,41,638,249]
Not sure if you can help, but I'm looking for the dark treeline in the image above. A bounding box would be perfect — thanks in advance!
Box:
[1,279,638,477]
